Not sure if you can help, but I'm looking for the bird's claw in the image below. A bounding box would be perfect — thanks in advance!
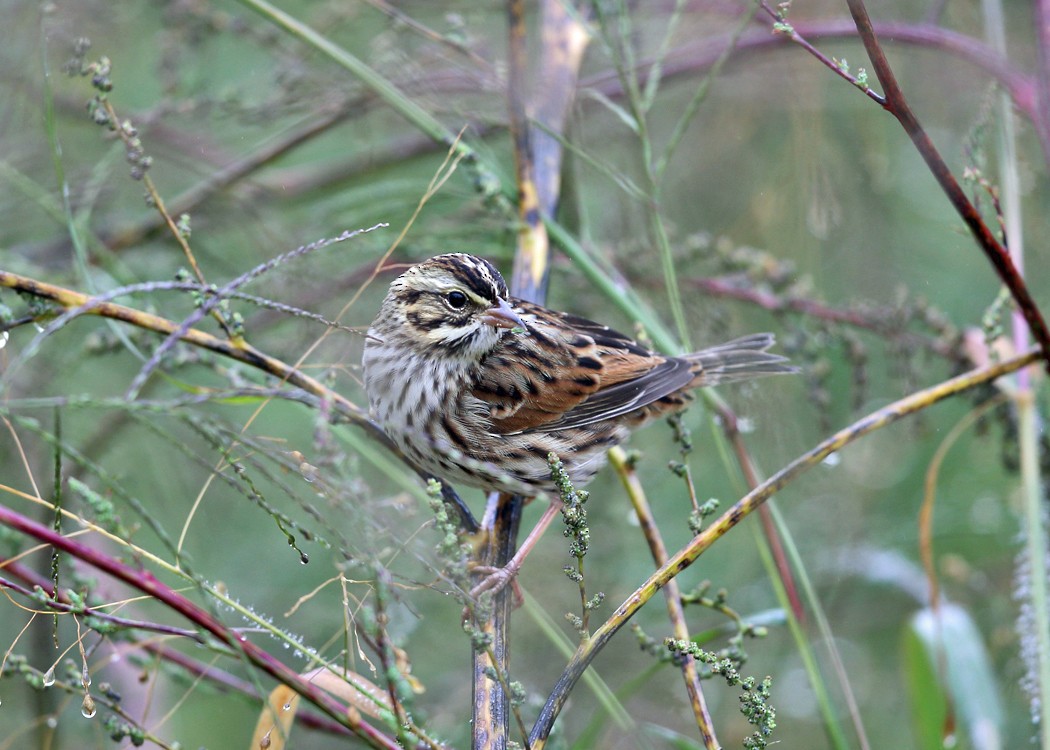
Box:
[470,564,524,607]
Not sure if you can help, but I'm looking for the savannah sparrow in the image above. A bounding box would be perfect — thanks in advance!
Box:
[363,253,795,588]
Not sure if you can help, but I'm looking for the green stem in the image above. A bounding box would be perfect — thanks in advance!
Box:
[980,1,1049,741]
[237,0,461,152]
[760,504,857,749]
[1018,392,1050,747]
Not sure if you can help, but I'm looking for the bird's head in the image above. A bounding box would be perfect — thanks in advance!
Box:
[374,253,525,356]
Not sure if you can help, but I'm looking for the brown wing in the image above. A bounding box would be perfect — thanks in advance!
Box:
[471,301,694,435]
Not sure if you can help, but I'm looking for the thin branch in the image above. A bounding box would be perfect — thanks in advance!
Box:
[608,448,719,749]
[0,569,201,641]
[687,275,958,358]
[0,269,479,531]
[583,20,1034,124]
[105,101,358,252]
[1030,2,1050,157]
[139,642,355,736]
[843,0,1050,373]
[0,269,373,431]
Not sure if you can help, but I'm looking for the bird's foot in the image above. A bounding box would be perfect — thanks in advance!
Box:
[470,563,524,607]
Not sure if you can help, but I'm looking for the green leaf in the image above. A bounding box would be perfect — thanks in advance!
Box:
[902,602,1003,750]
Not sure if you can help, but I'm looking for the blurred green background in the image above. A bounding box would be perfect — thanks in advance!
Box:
[1,1,1048,748]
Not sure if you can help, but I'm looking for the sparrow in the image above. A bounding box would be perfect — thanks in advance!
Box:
[363,253,795,591]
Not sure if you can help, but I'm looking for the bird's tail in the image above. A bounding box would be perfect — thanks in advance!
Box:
[686,333,798,386]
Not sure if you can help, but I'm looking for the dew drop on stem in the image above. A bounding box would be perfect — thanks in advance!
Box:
[81,694,96,719]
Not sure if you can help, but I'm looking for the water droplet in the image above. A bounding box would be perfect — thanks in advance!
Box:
[42,667,56,687]
[46,716,58,729]
[282,702,292,711]
[299,461,318,483]
[737,417,755,434]
[822,452,841,467]
[299,552,309,565]
[81,694,96,718]
[0,331,8,349]
[34,323,45,333]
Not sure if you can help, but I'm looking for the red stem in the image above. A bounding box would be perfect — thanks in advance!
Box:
[0,504,400,750]
[845,0,1050,374]
[1,555,353,737]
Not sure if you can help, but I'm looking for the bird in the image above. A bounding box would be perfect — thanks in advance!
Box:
[362,253,796,592]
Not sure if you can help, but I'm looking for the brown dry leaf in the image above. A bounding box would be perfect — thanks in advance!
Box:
[393,645,425,695]
[249,684,300,750]
[300,666,392,719]
[248,667,393,748]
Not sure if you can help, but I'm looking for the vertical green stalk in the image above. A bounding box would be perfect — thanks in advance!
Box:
[756,504,855,750]
[983,0,1049,743]
[1018,393,1050,747]
[655,2,760,178]
[594,2,692,349]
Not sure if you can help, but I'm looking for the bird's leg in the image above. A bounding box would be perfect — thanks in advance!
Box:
[471,498,563,597]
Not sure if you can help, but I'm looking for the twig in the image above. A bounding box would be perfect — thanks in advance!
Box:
[712,404,803,620]
[583,21,1034,123]
[94,97,234,339]
[0,556,355,737]
[468,2,540,747]
[608,448,719,749]
[122,226,385,399]
[506,0,551,305]
[0,269,373,432]
[105,102,358,252]
[1031,3,1050,157]
[0,571,201,642]
[470,2,587,747]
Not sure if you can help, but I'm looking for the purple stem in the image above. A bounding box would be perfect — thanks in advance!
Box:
[1032,2,1050,157]
[586,20,1034,119]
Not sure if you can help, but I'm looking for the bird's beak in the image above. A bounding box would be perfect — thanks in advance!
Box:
[480,298,525,330]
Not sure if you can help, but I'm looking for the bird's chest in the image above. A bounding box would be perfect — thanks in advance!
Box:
[369,358,485,438]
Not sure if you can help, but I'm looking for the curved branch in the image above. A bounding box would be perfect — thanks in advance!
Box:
[529,347,1040,746]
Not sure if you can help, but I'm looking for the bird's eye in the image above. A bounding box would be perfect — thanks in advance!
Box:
[446,291,468,310]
